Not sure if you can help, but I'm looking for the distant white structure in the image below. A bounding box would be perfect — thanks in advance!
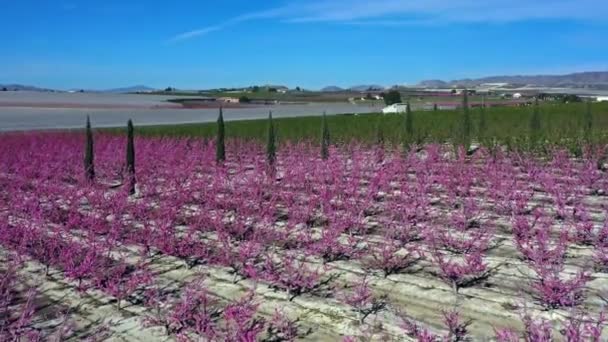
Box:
[218,97,239,103]
[480,83,509,88]
[374,95,383,100]
[597,96,608,102]
[382,103,409,114]
[513,93,523,99]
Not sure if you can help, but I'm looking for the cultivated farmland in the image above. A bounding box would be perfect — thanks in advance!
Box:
[125,102,608,151]
[1,101,608,341]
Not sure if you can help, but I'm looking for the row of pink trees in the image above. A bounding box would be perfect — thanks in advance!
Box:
[1,131,607,339]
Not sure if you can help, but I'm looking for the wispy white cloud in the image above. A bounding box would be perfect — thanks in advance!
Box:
[168,8,288,43]
[169,26,224,42]
[170,0,607,42]
[283,0,607,23]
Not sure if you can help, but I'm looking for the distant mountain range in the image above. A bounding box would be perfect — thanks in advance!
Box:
[349,85,386,92]
[0,84,57,92]
[417,71,608,89]
[101,85,157,93]
[4,71,608,94]
[321,85,386,92]
[69,85,158,93]
[320,86,345,92]
[0,84,157,93]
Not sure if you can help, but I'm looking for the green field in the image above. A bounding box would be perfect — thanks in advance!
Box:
[151,90,362,103]
[106,102,608,153]
[153,89,527,106]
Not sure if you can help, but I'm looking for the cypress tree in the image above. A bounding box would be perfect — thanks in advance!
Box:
[584,101,593,142]
[84,116,95,182]
[376,120,385,147]
[126,119,136,195]
[216,107,226,163]
[460,90,471,151]
[530,98,541,148]
[403,101,413,152]
[321,112,330,160]
[266,111,276,165]
[479,97,487,139]
[405,101,413,137]
[375,117,386,162]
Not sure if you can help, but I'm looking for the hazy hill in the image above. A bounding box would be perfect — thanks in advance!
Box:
[418,71,608,88]
[321,86,345,92]
[349,85,386,92]
[0,84,58,92]
[417,80,449,88]
[320,85,386,92]
[102,85,157,93]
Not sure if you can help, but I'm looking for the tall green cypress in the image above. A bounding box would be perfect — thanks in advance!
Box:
[405,101,413,137]
[461,90,471,150]
[321,112,330,160]
[530,98,541,148]
[376,119,385,147]
[375,117,386,162]
[216,107,226,163]
[584,101,593,142]
[266,111,276,165]
[479,96,487,139]
[126,119,136,195]
[84,116,95,182]
[403,101,413,152]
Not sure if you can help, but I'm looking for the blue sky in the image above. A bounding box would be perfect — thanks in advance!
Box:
[1,0,607,90]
